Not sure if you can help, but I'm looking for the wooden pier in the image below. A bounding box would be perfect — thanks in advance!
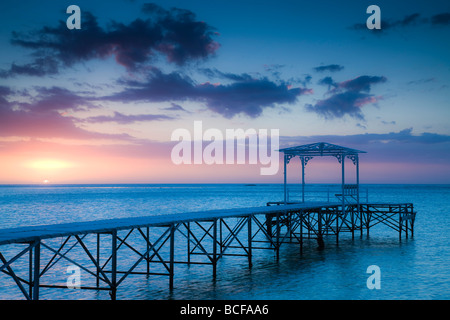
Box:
[0,142,417,300]
[0,201,415,300]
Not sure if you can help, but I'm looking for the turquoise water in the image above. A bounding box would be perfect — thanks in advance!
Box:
[0,184,449,300]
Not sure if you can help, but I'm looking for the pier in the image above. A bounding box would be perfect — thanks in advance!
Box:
[0,143,416,300]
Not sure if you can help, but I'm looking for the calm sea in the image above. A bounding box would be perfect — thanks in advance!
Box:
[0,184,449,300]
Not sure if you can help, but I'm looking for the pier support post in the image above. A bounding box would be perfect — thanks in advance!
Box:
[28,245,33,298]
[300,211,303,254]
[110,230,117,300]
[146,227,150,275]
[32,240,40,300]
[248,216,252,269]
[169,224,175,290]
[283,155,287,204]
[360,205,364,238]
[187,222,191,265]
[336,208,339,245]
[96,233,100,287]
[213,219,217,279]
[317,211,324,250]
[276,213,280,260]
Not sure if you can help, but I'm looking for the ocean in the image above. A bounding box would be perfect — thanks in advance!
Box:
[0,183,449,300]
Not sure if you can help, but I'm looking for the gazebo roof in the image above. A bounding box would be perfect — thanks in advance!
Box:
[279,142,366,157]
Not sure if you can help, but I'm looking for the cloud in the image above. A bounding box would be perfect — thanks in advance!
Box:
[3,4,219,76]
[161,103,190,112]
[306,75,386,120]
[108,68,310,118]
[281,128,450,147]
[0,86,131,140]
[313,64,344,73]
[0,57,59,78]
[21,86,96,113]
[350,12,450,33]
[199,68,253,82]
[317,76,337,90]
[83,111,173,124]
[306,91,377,120]
[338,76,387,92]
[431,13,450,25]
[406,78,435,85]
[280,128,450,166]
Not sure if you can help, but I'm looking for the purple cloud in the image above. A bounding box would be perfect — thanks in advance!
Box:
[21,86,95,113]
[280,128,450,168]
[108,69,310,118]
[161,103,190,112]
[306,75,386,120]
[84,111,173,124]
[4,4,219,76]
[337,76,387,92]
[0,86,130,140]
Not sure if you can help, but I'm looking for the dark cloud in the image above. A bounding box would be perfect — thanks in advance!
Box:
[161,103,190,112]
[282,128,450,147]
[313,64,344,73]
[108,68,309,118]
[0,57,59,78]
[431,13,450,25]
[200,68,253,82]
[306,75,386,120]
[350,12,450,33]
[350,13,421,32]
[317,76,337,90]
[400,13,422,26]
[83,111,173,124]
[338,76,387,92]
[148,5,220,65]
[4,4,219,76]
[306,91,375,120]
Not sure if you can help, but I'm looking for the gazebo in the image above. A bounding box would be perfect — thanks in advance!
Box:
[278,142,366,207]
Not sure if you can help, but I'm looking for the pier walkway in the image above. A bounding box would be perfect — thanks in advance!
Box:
[0,201,415,300]
[0,142,418,300]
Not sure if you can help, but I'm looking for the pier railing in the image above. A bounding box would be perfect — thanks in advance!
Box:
[286,185,369,203]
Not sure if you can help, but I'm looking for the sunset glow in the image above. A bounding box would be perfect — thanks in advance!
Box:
[26,159,75,170]
[0,0,449,184]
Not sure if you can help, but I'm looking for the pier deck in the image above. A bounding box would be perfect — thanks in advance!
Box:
[0,202,334,246]
[0,201,415,300]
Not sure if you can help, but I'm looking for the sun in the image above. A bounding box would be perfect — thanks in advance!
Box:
[42,179,50,184]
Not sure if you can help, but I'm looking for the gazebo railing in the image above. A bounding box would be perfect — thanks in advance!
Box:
[286,185,369,203]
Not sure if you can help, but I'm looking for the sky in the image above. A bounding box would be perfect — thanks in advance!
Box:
[0,0,449,184]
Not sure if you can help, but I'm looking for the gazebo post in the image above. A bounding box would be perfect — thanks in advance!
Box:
[356,155,361,238]
[301,157,305,203]
[339,155,345,244]
[283,154,287,204]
